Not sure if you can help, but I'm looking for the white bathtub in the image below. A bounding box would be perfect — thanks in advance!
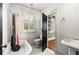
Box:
[3,40,32,55]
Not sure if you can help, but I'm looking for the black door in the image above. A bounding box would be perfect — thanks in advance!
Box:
[42,13,47,52]
[0,3,2,55]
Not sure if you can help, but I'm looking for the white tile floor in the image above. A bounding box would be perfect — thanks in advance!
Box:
[29,42,56,55]
[39,48,55,55]
[30,45,42,55]
[25,40,61,55]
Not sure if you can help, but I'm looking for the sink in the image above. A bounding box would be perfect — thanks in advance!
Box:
[61,39,79,50]
[3,40,32,55]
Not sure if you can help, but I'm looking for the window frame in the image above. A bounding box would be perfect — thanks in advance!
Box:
[23,15,36,32]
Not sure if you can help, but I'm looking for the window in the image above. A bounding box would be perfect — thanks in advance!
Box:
[24,15,35,32]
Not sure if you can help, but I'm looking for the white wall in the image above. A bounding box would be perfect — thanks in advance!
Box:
[56,4,79,54]
[3,4,12,51]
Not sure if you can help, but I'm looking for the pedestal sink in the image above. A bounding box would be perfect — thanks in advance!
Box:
[3,40,32,55]
[61,39,79,55]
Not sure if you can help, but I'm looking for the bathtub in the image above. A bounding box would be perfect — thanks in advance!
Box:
[3,40,32,55]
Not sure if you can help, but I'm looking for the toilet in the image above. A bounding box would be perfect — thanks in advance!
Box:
[34,39,42,47]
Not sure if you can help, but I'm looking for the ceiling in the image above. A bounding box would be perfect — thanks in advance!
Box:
[24,3,58,11]
[18,3,61,11]
[9,3,62,15]
[23,3,57,11]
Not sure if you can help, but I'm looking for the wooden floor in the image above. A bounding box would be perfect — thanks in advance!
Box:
[48,40,56,50]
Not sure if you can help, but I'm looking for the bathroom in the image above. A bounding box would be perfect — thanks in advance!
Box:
[2,3,79,55]
[3,3,42,55]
